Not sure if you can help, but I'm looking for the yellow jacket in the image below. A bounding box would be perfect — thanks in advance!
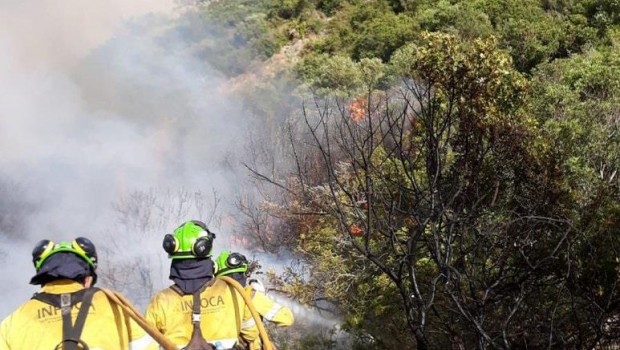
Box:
[145,278,259,349]
[0,279,157,350]
[248,289,294,327]
[245,283,294,350]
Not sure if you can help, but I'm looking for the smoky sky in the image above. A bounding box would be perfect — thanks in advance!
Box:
[0,1,261,315]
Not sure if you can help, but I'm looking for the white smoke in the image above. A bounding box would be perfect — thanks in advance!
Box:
[0,0,177,71]
[0,4,333,343]
[0,0,255,316]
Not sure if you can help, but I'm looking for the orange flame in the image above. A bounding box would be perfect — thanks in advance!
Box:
[348,224,364,237]
[349,98,366,122]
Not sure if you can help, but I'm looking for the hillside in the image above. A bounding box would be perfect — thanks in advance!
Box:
[179,0,620,348]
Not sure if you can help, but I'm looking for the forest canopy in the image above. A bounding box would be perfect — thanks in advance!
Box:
[185,0,619,348]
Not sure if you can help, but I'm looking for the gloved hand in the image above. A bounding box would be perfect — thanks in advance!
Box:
[248,279,265,293]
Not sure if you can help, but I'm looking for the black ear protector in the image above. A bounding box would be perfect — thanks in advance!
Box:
[189,222,216,257]
[162,234,179,255]
[227,252,248,269]
[192,235,213,257]
[32,239,55,267]
[73,236,98,268]
[31,237,98,270]
[162,226,217,258]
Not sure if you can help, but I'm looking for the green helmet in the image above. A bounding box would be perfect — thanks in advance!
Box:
[162,220,216,259]
[31,237,98,271]
[215,250,249,276]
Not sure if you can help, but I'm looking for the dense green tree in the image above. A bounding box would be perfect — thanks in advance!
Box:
[526,40,620,346]
[170,0,620,347]
[415,0,495,39]
[245,27,620,348]
[253,33,569,348]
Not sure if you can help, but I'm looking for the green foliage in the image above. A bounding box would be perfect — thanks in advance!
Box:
[249,25,620,346]
[314,0,345,16]
[192,0,619,77]
[199,0,287,75]
[528,42,620,295]
[392,32,528,118]
[237,14,285,56]
[529,43,620,193]
[415,0,495,39]
[352,12,417,61]
[311,1,418,61]
[270,0,309,19]
[584,0,620,35]
[473,0,589,72]
[296,54,388,95]
[203,0,272,26]
[274,32,580,348]
[177,0,620,346]
[307,0,604,76]
[476,0,607,69]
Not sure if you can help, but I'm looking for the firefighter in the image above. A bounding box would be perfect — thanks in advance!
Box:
[0,237,157,350]
[215,251,294,350]
[145,220,259,350]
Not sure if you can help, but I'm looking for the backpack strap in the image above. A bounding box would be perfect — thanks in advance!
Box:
[189,279,216,322]
[32,288,98,350]
[181,280,216,350]
[32,288,94,308]
[169,284,184,296]
[192,287,201,322]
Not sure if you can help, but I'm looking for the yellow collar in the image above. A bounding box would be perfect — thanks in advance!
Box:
[40,279,85,294]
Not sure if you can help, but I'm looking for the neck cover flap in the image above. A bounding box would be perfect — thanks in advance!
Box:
[170,258,215,294]
[228,272,248,287]
[30,252,94,286]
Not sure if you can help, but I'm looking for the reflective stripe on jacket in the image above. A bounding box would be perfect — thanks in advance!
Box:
[245,285,294,350]
[145,278,259,349]
[0,279,157,350]
[248,288,294,327]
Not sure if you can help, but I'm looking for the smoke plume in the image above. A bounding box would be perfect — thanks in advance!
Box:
[0,0,255,315]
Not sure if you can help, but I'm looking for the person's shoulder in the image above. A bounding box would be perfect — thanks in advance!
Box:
[157,285,178,294]
[205,278,242,297]
[212,278,228,287]
[153,285,185,300]
[1,298,42,328]
[13,297,49,312]
[0,307,18,327]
